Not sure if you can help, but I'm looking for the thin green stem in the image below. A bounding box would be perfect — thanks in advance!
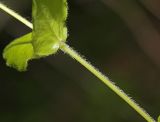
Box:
[60,43,155,122]
[0,2,156,122]
[0,2,33,29]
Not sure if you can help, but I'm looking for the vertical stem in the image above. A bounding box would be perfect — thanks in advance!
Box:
[60,43,155,122]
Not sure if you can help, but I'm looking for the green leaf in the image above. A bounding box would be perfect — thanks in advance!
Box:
[32,0,68,57]
[158,115,160,122]
[3,0,68,71]
[3,33,34,71]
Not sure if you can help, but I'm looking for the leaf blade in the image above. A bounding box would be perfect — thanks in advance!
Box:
[32,0,68,57]
[3,0,68,71]
[3,33,34,71]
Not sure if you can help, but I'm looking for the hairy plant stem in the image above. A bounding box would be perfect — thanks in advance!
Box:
[60,43,155,122]
[0,2,33,29]
[0,2,156,122]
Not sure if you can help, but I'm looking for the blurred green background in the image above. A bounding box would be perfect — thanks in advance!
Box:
[0,0,160,122]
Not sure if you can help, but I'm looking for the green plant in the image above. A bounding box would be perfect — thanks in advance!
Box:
[0,1,159,122]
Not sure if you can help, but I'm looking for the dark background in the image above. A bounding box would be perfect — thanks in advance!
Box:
[0,0,160,122]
